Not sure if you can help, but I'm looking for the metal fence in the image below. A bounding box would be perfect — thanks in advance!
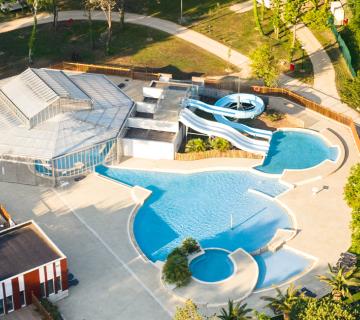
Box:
[329,19,357,77]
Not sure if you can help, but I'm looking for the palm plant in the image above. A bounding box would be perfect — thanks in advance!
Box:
[261,284,301,320]
[218,300,252,320]
[185,138,207,153]
[318,264,360,301]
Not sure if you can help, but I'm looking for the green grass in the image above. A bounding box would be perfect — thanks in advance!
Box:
[0,21,231,79]
[192,7,313,84]
[311,27,354,100]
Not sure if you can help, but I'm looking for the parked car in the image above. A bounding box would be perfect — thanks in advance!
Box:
[0,1,27,13]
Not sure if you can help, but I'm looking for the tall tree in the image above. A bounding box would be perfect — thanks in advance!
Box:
[284,0,306,48]
[84,0,96,49]
[92,0,116,54]
[253,0,264,35]
[261,284,301,320]
[271,0,281,40]
[318,264,360,301]
[51,0,58,30]
[27,0,49,64]
[115,0,125,29]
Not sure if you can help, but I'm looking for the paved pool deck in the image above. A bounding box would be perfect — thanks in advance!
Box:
[0,97,358,318]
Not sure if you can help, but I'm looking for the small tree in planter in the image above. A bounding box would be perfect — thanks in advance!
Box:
[162,249,191,287]
[182,237,200,254]
[185,138,208,153]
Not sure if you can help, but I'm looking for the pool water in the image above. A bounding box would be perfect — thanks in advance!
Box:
[256,131,338,174]
[189,249,234,282]
[254,248,315,289]
[96,166,291,262]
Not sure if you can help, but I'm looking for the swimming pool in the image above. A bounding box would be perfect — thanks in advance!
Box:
[96,166,291,262]
[256,130,338,174]
[254,248,315,290]
[189,249,234,282]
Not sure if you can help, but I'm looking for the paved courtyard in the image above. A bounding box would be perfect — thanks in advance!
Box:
[0,97,358,319]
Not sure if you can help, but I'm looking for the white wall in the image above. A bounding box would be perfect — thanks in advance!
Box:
[127,118,179,132]
[122,139,175,160]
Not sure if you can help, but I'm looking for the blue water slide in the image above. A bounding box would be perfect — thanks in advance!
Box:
[185,94,272,140]
[179,109,270,155]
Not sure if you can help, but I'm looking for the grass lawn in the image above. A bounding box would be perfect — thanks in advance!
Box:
[192,7,313,84]
[0,21,231,79]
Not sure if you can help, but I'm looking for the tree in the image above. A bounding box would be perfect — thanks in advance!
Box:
[250,44,279,87]
[91,0,116,54]
[181,238,200,254]
[308,0,320,10]
[209,137,231,151]
[84,0,96,49]
[174,300,203,320]
[218,300,252,320]
[317,264,360,301]
[253,0,264,36]
[115,0,125,29]
[27,0,50,64]
[51,0,58,30]
[185,138,208,153]
[284,0,306,48]
[162,248,191,287]
[271,0,281,40]
[292,296,360,320]
[261,284,301,320]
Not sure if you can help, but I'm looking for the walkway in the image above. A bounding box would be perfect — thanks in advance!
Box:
[0,10,359,124]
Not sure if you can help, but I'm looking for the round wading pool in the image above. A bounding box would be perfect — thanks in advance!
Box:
[189,249,235,283]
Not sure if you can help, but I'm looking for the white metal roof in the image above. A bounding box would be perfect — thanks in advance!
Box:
[0,69,134,159]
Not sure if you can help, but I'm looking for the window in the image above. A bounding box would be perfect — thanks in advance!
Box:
[19,291,25,307]
[47,279,54,295]
[55,277,62,292]
[5,296,13,312]
[40,282,46,298]
[0,299,4,314]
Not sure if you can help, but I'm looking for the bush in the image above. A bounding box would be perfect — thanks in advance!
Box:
[209,137,231,151]
[291,297,360,320]
[265,109,284,121]
[341,73,360,111]
[181,237,200,254]
[39,298,62,320]
[344,163,360,254]
[162,249,191,287]
[174,299,204,320]
[185,138,208,153]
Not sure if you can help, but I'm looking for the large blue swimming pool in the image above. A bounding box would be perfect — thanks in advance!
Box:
[256,131,338,174]
[96,166,291,262]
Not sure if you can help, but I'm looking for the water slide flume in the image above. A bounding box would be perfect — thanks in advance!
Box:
[186,94,272,140]
[179,109,269,155]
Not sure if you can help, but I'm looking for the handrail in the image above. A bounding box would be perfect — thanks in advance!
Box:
[252,86,360,153]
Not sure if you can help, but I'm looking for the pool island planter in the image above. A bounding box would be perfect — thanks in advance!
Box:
[161,248,259,306]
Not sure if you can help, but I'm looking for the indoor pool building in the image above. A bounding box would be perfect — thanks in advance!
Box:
[0,68,135,186]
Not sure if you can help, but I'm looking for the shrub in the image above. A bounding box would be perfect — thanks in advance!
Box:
[39,298,62,320]
[341,73,360,111]
[181,237,200,254]
[344,163,360,254]
[209,137,231,151]
[265,109,284,121]
[162,249,191,287]
[291,297,360,320]
[185,138,208,153]
[174,299,204,320]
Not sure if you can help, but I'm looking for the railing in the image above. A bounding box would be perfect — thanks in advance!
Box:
[31,293,53,320]
[175,149,263,161]
[252,86,360,153]
[50,62,164,81]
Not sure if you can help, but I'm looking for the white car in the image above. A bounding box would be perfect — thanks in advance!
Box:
[0,1,27,12]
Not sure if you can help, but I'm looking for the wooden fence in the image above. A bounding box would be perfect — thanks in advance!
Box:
[175,149,263,161]
[50,62,164,81]
[251,86,360,153]
[31,293,53,320]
